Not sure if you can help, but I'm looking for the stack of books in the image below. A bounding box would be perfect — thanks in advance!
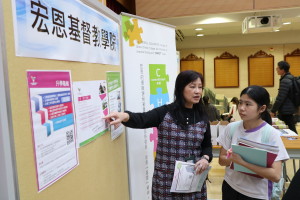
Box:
[230,138,279,178]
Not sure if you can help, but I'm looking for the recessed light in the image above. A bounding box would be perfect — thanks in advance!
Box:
[283,22,291,25]
[196,34,204,37]
[195,28,203,31]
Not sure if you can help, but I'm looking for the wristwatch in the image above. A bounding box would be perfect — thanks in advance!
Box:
[200,155,209,162]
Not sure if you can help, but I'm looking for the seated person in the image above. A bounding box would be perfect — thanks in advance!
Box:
[203,96,221,122]
[228,97,241,122]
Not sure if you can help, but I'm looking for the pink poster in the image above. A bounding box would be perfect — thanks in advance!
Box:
[27,70,78,192]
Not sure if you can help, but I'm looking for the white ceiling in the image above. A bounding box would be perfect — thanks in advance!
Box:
[157,7,300,37]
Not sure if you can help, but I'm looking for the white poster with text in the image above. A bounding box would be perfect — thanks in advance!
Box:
[73,80,109,147]
[122,14,178,200]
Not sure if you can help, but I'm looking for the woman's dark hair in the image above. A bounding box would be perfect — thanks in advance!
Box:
[230,97,239,104]
[230,97,239,111]
[240,85,272,125]
[170,70,208,127]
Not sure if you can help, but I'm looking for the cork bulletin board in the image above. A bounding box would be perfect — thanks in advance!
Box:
[3,0,129,199]
[285,48,300,76]
[214,52,239,88]
[248,50,274,87]
[180,53,205,76]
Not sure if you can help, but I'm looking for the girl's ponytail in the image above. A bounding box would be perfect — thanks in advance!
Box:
[261,110,272,125]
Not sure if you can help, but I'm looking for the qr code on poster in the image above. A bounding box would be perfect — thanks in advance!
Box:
[66,130,74,145]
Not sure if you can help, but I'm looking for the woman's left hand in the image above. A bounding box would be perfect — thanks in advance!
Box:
[194,158,209,174]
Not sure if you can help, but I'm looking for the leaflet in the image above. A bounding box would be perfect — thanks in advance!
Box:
[170,161,211,193]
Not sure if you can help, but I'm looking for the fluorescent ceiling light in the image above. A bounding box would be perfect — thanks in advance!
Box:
[198,17,233,24]
[283,22,291,25]
[195,28,203,31]
[196,34,204,36]
[274,29,280,32]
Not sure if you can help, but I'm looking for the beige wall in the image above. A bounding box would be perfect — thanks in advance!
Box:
[180,43,300,99]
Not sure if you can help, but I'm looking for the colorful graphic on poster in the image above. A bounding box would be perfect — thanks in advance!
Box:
[122,16,143,46]
[27,70,78,192]
[149,64,170,158]
[149,64,169,107]
[12,0,119,65]
[73,80,109,147]
[106,71,124,140]
[122,14,177,200]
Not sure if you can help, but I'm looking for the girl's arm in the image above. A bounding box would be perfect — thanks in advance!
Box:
[230,152,282,182]
[218,147,232,167]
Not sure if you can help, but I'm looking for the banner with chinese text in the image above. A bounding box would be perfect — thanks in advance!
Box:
[13,0,120,65]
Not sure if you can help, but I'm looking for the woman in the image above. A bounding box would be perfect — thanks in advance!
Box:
[228,97,241,122]
[105,70,212,199]
[217,86,289,200]
[203,95,221,122]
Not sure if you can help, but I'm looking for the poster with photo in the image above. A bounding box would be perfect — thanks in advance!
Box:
[106,72,124,140]
[73,80,109,146]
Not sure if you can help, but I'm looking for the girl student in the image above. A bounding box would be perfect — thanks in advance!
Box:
[217,85,289,200]
[104,70,212,200]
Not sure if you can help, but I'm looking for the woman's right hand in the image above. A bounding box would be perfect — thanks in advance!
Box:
[103,112,129,125]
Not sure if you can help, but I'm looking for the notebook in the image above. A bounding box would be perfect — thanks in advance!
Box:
[230,138,279,178]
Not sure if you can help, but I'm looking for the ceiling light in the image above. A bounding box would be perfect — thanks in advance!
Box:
[196,34,204,37]
[283,22,291,25]
[195,28,203,31]
[274,29,280,32]
[198,17,233,24]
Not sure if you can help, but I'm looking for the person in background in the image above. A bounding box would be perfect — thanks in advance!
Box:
[104,70,212,200]
[217,85,289,200]
[203,95,221,122]
[228,97,241,122]
[271,61,298,134]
